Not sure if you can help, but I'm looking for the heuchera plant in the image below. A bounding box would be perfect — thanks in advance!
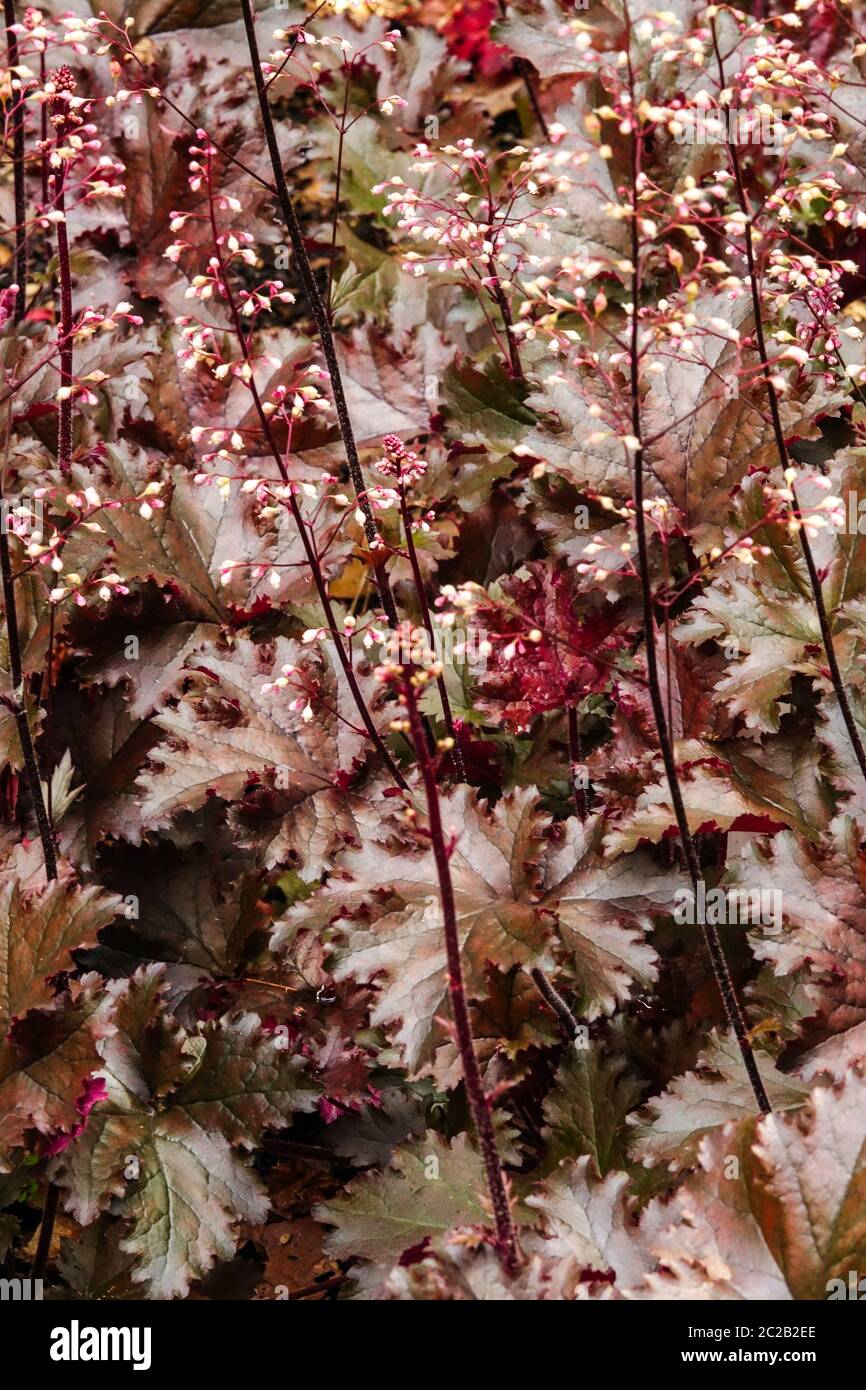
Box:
[2,0,866,1303]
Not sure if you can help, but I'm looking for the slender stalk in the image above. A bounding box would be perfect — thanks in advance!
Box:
[709,17,866,791]
[325,64,351,321]
[240,0,399,627]
[402,673,519,1271]
[1,508,61,1278]
[490,272,524,384]
[38,49,56,308]
[39,52,48,210]
[289,1272,348,1300]
[46,72,77,475]
[0,523,56,880]
[203,168,407,790]
[1,16,63,1275]
[31,1180,58,1278]
[262,1137,333,1163]
[397,483,466,781]
[624,11,770,1113]
[52,165,73,474]
[496,0,549,139]
[3,0,27,320]
[486,196,525,384]
[42,600,55,826]
[530,967,580,1042]
[517,60,549,140]
[7,557,62,1273]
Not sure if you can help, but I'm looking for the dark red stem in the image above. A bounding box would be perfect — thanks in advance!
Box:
[496,0,549,139]
[710,16,866,792]
[325,64,351,321]
[204,175,407,790]
[398,485,466,781]
[51,148,73,474]
[32,1181,59,1279]
[240,0,399,627]
[625,11,770,1114]
[3,0,27,319]
[0,522,57,881]
[530,967,580,1042]
[402,676,519,1271]
[486,196,525,384]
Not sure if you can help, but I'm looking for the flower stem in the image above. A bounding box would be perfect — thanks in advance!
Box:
[39,52,49,209]
[710,15,866,792]
[32,1181,58,1279]
[490,273,525,384]
[398,485,466,781]
[530,967,580,1042]
[203,169,407,791]
[624,11,770,1114]
[496,0,549,139]
[402,676,519,1271]
[325,62,351,321]
[486,197,525,384]
[51,160,73,473]
[3,0,27,320]
[2,6,62,1272]
[0,522,57,881]
[240,0,399,628]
